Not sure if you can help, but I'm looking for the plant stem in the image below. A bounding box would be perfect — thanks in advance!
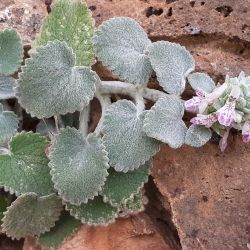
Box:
[94,93,111,136]
[99,81,166,102]
[135,87,145,113]
[79,105,90,137]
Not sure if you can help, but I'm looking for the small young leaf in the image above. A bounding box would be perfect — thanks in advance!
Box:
[103,100,160,172]
[17,41,97,118]
[93,17,152,85]
[33,0,95,66]
[2,193,63,240]
[0,195,10,222]
[0,29,23,75]
[119,193,144,216]
[50,127,109,205]
[185,125,212,147]
[148,41,195,95]
[188,72,215,93]
[0,104,18,145]
[0,76,16,99]
[143,95,187,148]
[0,132,54,196]
[102,161,151,207]
[65,196,118,225]
[37,211,81,248]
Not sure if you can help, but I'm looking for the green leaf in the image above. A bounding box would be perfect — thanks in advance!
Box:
[16,41,97,118]
[0,76,15,99]
[103,100,160,172]
[0,29,23,75]
[93,17,152,85]
[0,104,18,145]
[0,132,54,196]
[2,193,63,240]
[148,41,195,95]
[102,161,151,207]
[33,0,95,66]
[0,195,10,222]
[185,125,212,147]
[65,196,118,225]
[188,72,215,93]
[50,127,109,205]
[37,211,81,248]
[143,95,187,148]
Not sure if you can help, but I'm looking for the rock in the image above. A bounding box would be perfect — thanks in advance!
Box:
[0,0,47,45]
[152,135,250,250]
[23,213,173,250]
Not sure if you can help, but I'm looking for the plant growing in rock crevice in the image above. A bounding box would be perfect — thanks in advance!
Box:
[0,0,248,248]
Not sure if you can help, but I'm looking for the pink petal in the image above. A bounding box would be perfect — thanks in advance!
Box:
[184,97,203,113]
[190,114,217,128]
[242,121,250,143]
[195,88,206,98]
[219,128,230,152]
[217,102,235,127]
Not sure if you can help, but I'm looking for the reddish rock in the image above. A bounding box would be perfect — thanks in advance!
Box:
[152,135,250,250]
[24,213,173,250]
[0,0,47,45]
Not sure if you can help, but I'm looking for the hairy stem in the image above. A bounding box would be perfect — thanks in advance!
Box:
[99,81,166,102]
[95,93,111,136]
[135,87,145,113]
[79,105,90,137]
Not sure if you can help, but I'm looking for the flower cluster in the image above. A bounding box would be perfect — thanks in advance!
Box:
[185,72,250,151]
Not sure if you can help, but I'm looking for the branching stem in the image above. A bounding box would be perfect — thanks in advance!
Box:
[79,105,90,137]
[99,81,167,102]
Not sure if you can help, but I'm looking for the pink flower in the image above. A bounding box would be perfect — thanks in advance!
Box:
[219,128,230,152]
[190,113,217,128]
[184,97,204,113]
[242,121,250,143]
[216,102,236,127]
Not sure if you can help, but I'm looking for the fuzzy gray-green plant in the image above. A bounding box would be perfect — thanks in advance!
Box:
[0,0,248,247]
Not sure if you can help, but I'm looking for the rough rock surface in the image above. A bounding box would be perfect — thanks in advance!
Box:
[0,0,47,45]
[153,136,250,250]
[23,213,173,250]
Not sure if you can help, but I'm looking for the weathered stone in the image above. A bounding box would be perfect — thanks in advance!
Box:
[152,135,250,250]
[0,0,47,45]
[23,213,172,250]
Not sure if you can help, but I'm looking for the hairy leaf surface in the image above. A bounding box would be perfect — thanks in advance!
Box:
[0,132,54,196]
[143,96,187,148]
[33,0,95,66]
[188,72,215,93]
[148,41,195,95]
[119,193,144,216]
[50,127,109,205]
[17,41,97,118]
[103,100,160,172]
[65,196,118,225]
[38,211,81,248]
[102,161,151,206]
[93,17,152,85]
[185,125,212,147]
[0,76,16,99]
[0,29,23,75]
[0,104,18,145]
[2,193,62,240]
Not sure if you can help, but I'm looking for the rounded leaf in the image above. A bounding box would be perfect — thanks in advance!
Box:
[65,196,118,225]
[0,104,18,145]
[143,95,187,148]
[93,17,152,85]
[102,161,151,206]
[188,72,215,93]
[0,132,54,196]
[148,41,195,95]
[33,0,95,66]
[17,41,97,118]
[2,193,63,240]
[0,29,23,75]
[185,125,212,147]
[103,100,161,172]
[38,211,81,248]
[0,76,16,99]
[50,127,109,205]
